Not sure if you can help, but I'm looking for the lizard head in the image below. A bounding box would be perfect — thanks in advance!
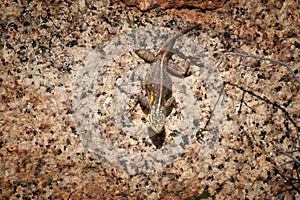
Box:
[147,105,166,133]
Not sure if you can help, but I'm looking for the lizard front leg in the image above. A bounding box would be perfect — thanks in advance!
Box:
[165,96,183,120]
[137,94,150,115]
[127,93,150,118]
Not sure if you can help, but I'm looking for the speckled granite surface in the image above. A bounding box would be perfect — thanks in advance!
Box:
[1,0,299,199]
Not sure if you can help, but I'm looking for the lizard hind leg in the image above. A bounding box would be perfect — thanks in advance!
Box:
[167,61,191,78]
[126,93,150,118]
[137,93,150,115]
[134,49,156,63]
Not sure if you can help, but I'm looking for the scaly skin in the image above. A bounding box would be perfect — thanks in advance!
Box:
[135,25,199,133]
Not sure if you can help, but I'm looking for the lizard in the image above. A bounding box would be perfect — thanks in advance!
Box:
[133,24,199,134]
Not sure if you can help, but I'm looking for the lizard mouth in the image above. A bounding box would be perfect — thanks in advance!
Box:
[149,123,165,134]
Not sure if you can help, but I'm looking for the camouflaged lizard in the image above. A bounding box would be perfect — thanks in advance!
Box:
[134,25,199,133]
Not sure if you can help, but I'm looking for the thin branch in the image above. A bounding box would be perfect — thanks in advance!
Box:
[238,90,245,113]
[224,82,299,131]
[201,84,225,132]
[217,52,300,85]
[273,144,300,165]
[218,52,300,196]
[274,167,300,195]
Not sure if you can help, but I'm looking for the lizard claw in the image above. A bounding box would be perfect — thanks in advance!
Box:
[174,106,184,120]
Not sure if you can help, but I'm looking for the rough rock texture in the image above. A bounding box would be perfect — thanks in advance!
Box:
[121,0,227,11]
[1,0,299,199]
